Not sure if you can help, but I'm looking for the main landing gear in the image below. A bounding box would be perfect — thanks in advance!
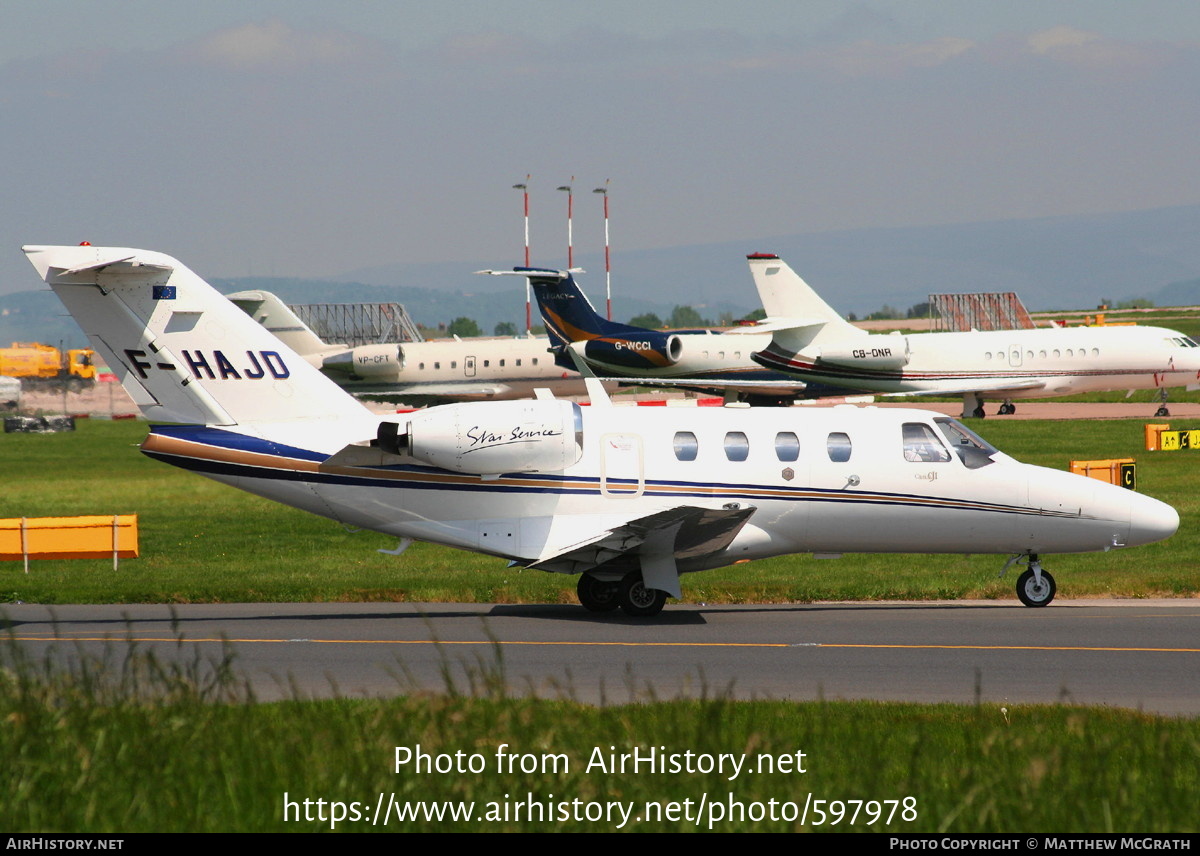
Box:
[576,571,669,617]
[1002,552,1057,607]
[1154,388,1171,418]
[997,400,1017,415]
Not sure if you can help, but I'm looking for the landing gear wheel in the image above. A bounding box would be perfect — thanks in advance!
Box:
[1155,406,1170,418]
[576,574,620,612]
[972,405,986,418]
[1016,568,1056,607]
[618,571,668,617]
[998,403,1016,415]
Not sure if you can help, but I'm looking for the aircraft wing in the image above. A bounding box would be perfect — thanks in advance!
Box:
[355,382,516,405]
[528,504,757,597]
[880,378,1048,398]
[606,376,809,394]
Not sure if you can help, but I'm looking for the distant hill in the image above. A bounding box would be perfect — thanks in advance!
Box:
[0,280,745,348]
[6,204,1200,344]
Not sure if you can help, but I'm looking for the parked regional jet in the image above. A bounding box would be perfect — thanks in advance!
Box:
[747,254,1200,417]
[493,267,825,405]
[25,245,1178,617]
[226,289,585,404]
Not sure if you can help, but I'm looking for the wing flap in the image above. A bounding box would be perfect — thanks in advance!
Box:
[529,505,756,596]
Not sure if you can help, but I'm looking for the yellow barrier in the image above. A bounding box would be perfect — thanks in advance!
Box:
[1069,459,1135,490]
[0,515,138,573]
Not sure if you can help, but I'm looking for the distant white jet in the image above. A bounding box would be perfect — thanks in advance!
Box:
[747,254,1200,417]
[227,289,585,404]
[25,245,1178,616]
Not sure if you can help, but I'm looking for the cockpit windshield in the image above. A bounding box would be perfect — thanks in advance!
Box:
[934,417,998,469]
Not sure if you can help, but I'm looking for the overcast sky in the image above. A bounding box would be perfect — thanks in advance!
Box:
[3,1,1200,294]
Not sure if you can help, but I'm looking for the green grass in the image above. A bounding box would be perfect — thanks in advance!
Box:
[1,637,1196,832]
[1,418,1196,604]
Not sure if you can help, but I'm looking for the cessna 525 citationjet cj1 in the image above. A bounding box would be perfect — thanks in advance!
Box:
[24,246,1179,617]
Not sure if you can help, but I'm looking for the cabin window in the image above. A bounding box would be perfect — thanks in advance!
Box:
[483,359,490,367]
[533,358,538,365]
[434,362,441,369]
[673,431,698,462]
[902,423,951,463]
[500,359,506,367]
[826,432,852,462]
[1039,350,1047,358]
[516,359,522,366]
[934,417,996,470]
[724,432,750,461]
[419,362,425,370]
[1066,349,1074,358]
[1053,349,1061,358]
[984,352,992,360]
[1091,348,1099,357]
[775,431,800,462]
[451,361,457,369]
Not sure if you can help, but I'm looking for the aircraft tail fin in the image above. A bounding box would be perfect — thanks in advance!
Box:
[747,253,863,340]
[520,268,646,348]
[23,245,368,426]
[226,289,339,357]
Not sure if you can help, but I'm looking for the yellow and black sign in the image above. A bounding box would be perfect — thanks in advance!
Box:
[1120,461,1136,490]
[1158,430,1200,451]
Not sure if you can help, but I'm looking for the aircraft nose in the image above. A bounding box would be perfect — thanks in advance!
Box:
[1126,491,1179,547]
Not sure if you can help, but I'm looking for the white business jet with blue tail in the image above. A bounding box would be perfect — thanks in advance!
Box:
[24,245,1179,616]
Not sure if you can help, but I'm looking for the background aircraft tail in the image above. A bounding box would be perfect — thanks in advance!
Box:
[23,245,367,426]
[525,268,685,370]
[747,253,863,339]
[225,289,338,357]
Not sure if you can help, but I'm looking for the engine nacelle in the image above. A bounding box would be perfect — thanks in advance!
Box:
[815,337,909,370]
[322,344,402,379]
[377,399,583,475]
[580,332,683,369]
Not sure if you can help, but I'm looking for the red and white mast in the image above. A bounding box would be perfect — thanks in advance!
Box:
[593,180,611,319]
[512,175,531,332]
[556,177,574,269]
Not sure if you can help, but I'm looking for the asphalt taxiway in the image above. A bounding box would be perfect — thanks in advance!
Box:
[3,600,1197,714]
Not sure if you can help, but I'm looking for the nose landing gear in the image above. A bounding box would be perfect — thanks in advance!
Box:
[1002,552,1057,607]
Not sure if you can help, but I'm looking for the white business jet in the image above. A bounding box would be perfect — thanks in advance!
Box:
[24,246,1179,617]
[226,289,586,404]
[748,254,1200,417]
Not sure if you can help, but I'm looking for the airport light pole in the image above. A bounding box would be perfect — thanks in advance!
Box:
[593,181,611,320]
[513,176,531,332]
[556,178,574,269]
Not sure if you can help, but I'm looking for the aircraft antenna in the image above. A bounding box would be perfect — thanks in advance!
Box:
[594,180,611,320]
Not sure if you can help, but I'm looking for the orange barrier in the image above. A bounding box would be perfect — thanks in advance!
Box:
[1069,459,1136,490]
[0,515,138,573]
[1144,423,1169,451]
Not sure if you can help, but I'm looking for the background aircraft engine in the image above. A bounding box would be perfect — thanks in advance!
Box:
[815,337,910,370]
[377,399,584,475]
[581,332,684,369]
[322,344,402,378]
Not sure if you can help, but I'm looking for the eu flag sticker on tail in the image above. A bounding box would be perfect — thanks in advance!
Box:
[152,285,177,300]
